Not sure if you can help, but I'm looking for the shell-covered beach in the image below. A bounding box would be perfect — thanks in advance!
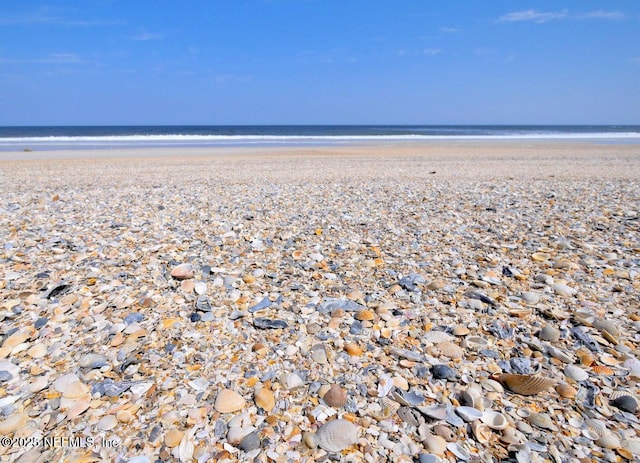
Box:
[1,142,639,462]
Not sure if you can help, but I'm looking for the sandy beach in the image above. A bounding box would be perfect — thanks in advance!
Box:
[1,142,639,462]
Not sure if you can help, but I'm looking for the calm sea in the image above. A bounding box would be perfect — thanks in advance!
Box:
[1,125,639,151]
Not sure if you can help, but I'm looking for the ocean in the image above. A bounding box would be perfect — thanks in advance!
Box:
[1,125,639,151]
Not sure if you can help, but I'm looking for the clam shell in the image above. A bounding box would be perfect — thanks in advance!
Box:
[433,424,456,442]
[322,384,348,408]
[596,432,621,450]
[481,410,509,430]
[538,325,560,342]
[555,383,577,399]
[564,365,589,381]
[254,387,276,412]
[496,374,556,396]
[422,434,447,456]
[315,419,359,453]
[470,421,492,444]
[463,335,489,351]
[447,442,470,460]
[528,413,557,431]
[460,388,484,411]
[424,331,454,344]
[214,389,246,413]
[609,395,639,414]
[456,406,483,422]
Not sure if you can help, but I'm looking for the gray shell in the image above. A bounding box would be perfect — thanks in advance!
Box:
[315,419,359,452]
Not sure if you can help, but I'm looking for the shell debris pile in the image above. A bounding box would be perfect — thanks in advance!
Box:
[0,151,639,462]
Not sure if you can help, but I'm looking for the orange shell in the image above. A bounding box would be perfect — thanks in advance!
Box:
[591,365,614,376]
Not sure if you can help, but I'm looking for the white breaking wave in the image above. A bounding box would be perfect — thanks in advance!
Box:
[1,132,640,149]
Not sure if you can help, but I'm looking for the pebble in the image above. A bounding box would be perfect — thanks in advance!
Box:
[1,153,639,462]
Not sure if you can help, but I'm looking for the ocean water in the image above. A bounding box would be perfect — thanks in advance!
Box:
[1,125,639,151]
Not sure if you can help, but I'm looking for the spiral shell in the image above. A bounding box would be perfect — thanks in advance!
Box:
[495,374,556,396]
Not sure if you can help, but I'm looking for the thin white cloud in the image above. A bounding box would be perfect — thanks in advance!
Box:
[498,9,569,23]
[423,48,442,56]
[0,12,124,27]
[133,32,163,41]
[440,27,458,33]
[577,10,626,20]
[0,53,84,64]
[498,9,626,23]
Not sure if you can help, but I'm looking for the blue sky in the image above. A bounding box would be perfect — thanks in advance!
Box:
[1,1,639,125]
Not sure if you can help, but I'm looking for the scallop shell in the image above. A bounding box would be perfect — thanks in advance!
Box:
[496,374,556,396]
[322,384,348,408]
[315,419,359,453]
[591,365,614,376]
[481,410,509,430]
[593,318,620,337]
[370,397,400,421]
[470,421,493,444]
[596,432,621,450]
[564,365,589,381]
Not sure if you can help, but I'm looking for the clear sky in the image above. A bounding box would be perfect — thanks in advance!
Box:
[1,1,639,125]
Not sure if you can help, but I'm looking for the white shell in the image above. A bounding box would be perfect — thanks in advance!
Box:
[315,419,359,453]
[564,364,589,381]
[481,410,509,430]
[456,406,483,422]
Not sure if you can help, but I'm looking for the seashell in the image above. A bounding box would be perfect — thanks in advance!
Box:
[480,379,504,394]
[573,310,595,326]
[600,354,621,366]
[417,404,448,421]
[355,309,374,321]
[178,427,196,461]
[481,410,509,430]
[171,263,194,280]
[397,407,423,427]
[546,345,576,364]
[0,413,28,435]
[281,372,304,390]
[431,364,458,380]
[435,341,464,359]
[424,331,454,344]
[452,325,470,336]
[214,389,246,413]
[165,429,184,448]
[591,364,614,376]
[564,365,589,381]
[322,384,348,408]
[555,383,577,399]
[62,381,90,399]
[456,406,483,422]
[577,351,596,366]
[593,318,620,337]
[433,424,456,441]
[344,342,363,356]
[538,325,560,342]
[371,397,401,421]
[194,281,207,295]
[392,390,425,407]
[314,419,359,452]
[254,387,276,412]
[596,431,621,449]
[422,434,447,456]
[460,389,484,411]
[470,421,493,444]
[463,335,489,351]
[495,374,556,396]
[552,283,577,297]
[447,442,470,461]
[500,426,526,445]
[610,395,638,414]
[520,291,541,305]
[528,413,557,431]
